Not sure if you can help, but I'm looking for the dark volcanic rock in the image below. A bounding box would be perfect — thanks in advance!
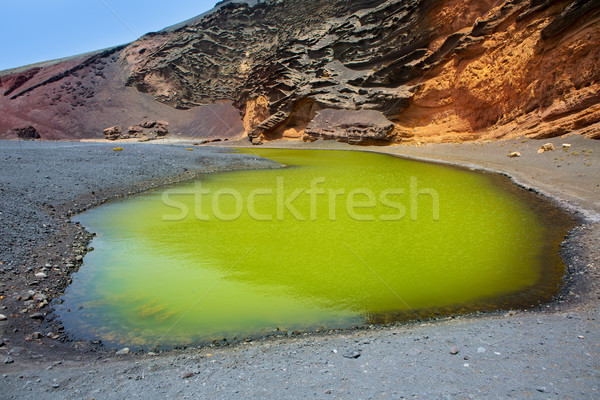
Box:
[305,109,395,145]
[13,126,41,140]
[104,121,169,141]
[103,126,122,141]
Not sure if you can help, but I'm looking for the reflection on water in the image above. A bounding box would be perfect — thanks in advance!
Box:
[56,149,574,349]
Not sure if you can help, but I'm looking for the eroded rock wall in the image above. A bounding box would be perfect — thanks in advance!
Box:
[1,0,598,143]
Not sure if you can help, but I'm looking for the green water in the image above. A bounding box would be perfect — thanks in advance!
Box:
[57,149,573,349]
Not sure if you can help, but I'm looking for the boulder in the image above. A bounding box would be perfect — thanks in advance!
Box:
[140,121,156,129]
[127,125,144,134]
[305,109,395,145]
[103,126,122,140]
[539,143,555,153]
[14,126,41,140]
[153,125,169,137]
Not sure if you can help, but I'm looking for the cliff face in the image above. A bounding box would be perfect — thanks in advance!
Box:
[1,0,599,143]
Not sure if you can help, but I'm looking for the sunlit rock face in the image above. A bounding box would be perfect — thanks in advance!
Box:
[1,0,599,143]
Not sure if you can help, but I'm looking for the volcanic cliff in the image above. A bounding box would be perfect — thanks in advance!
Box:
[1,0,599,144]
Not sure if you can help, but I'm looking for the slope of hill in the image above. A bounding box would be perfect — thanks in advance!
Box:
[1,0,599,143]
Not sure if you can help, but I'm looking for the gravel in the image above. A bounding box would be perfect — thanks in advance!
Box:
[0,140,279,269]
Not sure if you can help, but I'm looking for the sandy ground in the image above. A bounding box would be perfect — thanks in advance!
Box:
[0,137,599,399]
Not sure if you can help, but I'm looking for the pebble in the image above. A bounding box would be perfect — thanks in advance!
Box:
[536,387,546,393]
[33,293,47,302]
[182,372,194,379]
[477,347,486,354]
[52,383,60,389]
[34,272,47,279]
[30,313,44,320]
[75,255,83,262]
[0,314,6,321]
[19,293,32,301]
[4,356,14,364]
[408,348,421,356]
[450,347,459,355]
[342,350,361,359]
[116,347,130,356]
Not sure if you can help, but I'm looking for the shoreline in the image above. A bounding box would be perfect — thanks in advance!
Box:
[1,138,598,399]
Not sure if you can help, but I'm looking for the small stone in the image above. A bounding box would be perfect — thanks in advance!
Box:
[116,347,130,356]
[477,347,486,354]
[52,383,60,388]
[30,313,44,320]
[182,372,194,379]
[34,272,47,279]
[508,152,521,158]
[536,387,546,393]
[75,255,83,262]
[20,293,32,301]
[562,144,571,149]
[4,356,14,364]
[450,346,459,355]
[0,314,6,321]
[33,293,47,302]
[342,350,361,359]
[324,389,332,394]
[407,348,421,356]
[540,143,555,152]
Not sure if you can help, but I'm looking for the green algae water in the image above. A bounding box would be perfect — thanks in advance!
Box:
[57,149,573,349]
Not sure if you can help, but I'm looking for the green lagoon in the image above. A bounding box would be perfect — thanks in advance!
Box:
[56,149,573,349]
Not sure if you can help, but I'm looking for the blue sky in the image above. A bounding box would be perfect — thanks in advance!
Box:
[0,0,217,71]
